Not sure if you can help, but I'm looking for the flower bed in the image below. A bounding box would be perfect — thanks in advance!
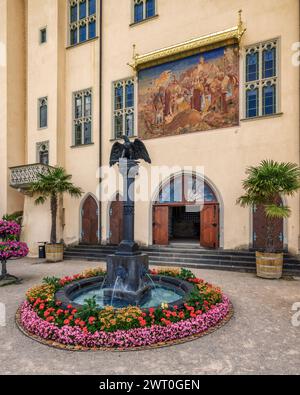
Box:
[17,267,232,350]
[0,241,29,261]
[0,220,21,240]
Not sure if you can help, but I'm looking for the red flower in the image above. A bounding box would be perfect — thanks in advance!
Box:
[64,319,70,325]
[44,311,51,318]
[46,316,54,323]
[75,318,81,325]
[67,305,73,309]
[138,318,147,327]
[82,327,89,333]
[39,304,45,310]
[88,317,96,325]
[79,320,86,328]
[71,309,77,315]
[56,309,64,316]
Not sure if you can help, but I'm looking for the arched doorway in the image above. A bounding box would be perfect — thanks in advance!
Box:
[109,193,124,245]
[81,195,99,244]
[253,196,284,251]
[153,174,220,248]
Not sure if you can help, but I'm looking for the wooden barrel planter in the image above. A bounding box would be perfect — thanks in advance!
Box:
[256,252,283,279]
[45,244,64,263]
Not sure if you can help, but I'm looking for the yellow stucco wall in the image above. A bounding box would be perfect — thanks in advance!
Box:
[22,0,100,254]
[101,0,300,253]
[0,0,8,218]
[0,0,25,218]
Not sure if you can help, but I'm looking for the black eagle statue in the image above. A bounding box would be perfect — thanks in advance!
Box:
[110,135,151,167]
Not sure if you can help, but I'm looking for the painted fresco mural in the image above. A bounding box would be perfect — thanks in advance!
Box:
[138,45,239,140]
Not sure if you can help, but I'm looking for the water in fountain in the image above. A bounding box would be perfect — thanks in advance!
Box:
[72,280,184,309]
[110,276,122,306]
[146,273,158,290]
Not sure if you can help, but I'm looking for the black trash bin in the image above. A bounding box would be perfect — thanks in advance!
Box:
[38,243,46,259]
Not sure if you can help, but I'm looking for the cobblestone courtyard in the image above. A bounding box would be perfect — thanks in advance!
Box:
[0,258,299,375]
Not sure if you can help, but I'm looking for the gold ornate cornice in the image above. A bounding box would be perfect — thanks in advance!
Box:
[128,10,246,71]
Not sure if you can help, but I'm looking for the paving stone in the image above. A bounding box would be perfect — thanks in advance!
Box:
[0,258,299,375]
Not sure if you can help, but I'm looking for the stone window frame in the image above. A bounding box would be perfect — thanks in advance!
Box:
[131,0,158,26]
[112,77,136,140]
[244,38,281,119]
[39,26,47,44]
[38,97,48,129]
[72,88,93,147]
[36,141,49,165]
[68,0,97,47]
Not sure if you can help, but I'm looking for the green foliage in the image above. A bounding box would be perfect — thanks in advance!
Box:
[2,211,23,225]
[29,167,83,205]
[75,296,99,322]
[237,160,300,252]
[186,288,206,308]
[265,204,291,219]
[42,276,61,292]
[179,268,196,281]
[28,167,83,243]
[237,160,300,211]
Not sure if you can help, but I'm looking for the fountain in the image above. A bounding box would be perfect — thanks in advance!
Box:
[55,137,194,309]
[104,158,151,305]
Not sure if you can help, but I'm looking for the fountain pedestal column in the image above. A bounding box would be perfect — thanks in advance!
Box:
[105,159,150,305]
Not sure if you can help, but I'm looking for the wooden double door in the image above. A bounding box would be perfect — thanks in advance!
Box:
[153,204,219,248]
[81,196,99,244]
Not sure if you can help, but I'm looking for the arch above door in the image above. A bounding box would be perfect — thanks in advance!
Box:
[152,173,222,248]
[80,194,99,245]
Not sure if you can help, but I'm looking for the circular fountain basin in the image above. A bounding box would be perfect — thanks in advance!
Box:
[55,275,194,311]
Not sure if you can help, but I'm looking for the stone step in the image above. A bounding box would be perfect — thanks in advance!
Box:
[64,244,300,275]
[64,255,300,276]
[65,247,300,265]
[73,245,299,260]
[64,251,300,273]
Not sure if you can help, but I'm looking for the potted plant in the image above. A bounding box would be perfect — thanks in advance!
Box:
[237,160,300,279]
[29,167,83,263]
[0,220,29,285]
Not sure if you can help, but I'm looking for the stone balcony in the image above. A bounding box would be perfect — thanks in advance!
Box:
[9,163,54,190]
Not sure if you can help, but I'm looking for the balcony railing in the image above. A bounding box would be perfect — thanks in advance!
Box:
[10,163,54,190]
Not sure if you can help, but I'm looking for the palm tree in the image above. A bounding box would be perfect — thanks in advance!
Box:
[237,160,300,253]
[29,167,83,244]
